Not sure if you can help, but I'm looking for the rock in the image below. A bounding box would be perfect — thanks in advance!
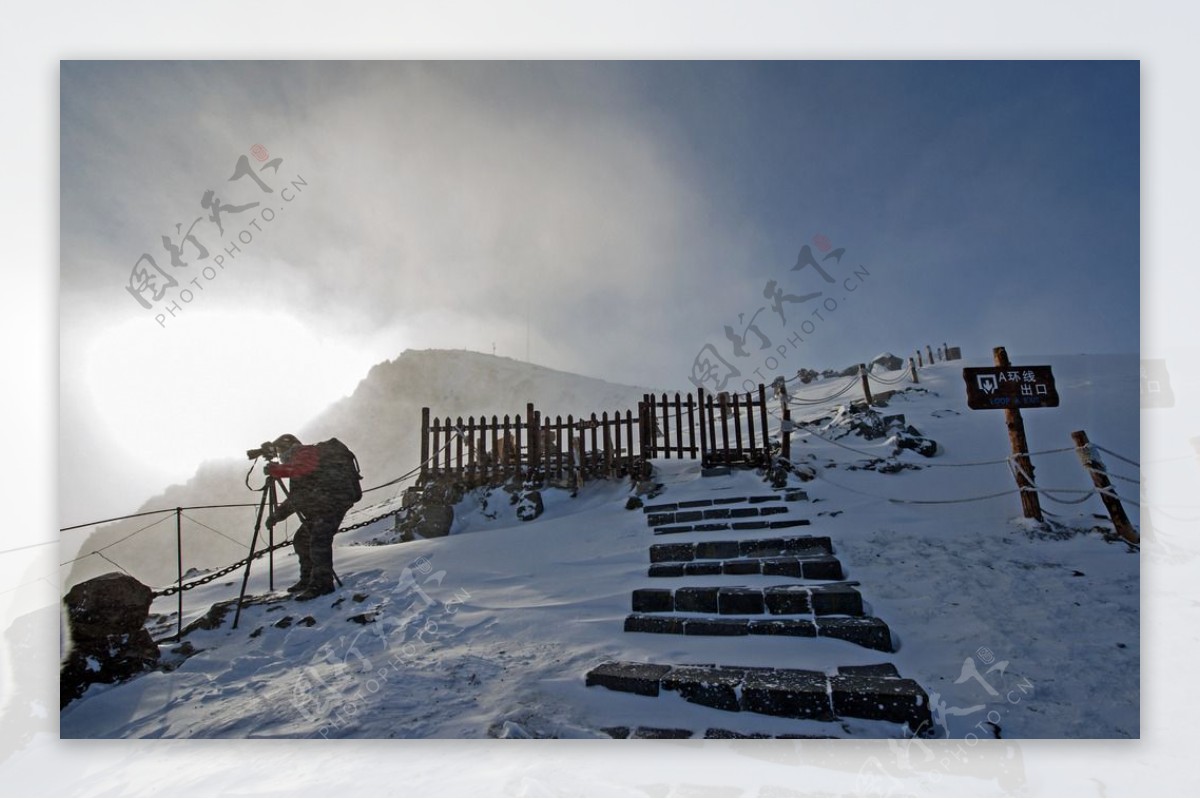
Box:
[415,504,454,537]
[60,573,160,708]
[869,353,904,373]
[624,496,643,511]
[515,490,544,522]
[896,433,938,457]
[63,572,154,642]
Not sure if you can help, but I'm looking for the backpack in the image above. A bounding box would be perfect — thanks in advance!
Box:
[315,437,363,507]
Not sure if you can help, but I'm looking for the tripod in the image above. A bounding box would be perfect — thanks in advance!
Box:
[232,472,287,630]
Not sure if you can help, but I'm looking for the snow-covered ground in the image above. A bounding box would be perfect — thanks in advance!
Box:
[60,354,1139,742]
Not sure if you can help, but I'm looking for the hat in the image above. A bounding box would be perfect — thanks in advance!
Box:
[273,434,302,451]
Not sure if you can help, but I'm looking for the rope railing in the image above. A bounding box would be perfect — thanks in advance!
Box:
[55,431,466,611]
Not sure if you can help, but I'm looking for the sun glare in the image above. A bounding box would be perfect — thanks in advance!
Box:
[84,312,383,480]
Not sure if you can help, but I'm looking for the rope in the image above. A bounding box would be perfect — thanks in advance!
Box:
[795,423,1076,468]
[59,513,175,567]
[811,469,1024,506]
[1092,444,1140,469]
[95,552,131,576]
[785,377,860,405]
[60,507,182,533]
[867,370,915,386]
[1095,468,1140,486]
[180,513,248,548]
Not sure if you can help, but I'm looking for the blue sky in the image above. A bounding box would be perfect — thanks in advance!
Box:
[59,60,1139,521]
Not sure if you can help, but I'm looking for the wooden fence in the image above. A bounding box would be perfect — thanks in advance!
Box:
[419,384,776,483]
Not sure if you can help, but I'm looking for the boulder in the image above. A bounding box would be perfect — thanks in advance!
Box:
[60,572,160,708]
[515,490,544,522]
[869,353,904,373]
[415,504,454,538]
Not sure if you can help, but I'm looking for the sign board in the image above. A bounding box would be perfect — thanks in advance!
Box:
[945,346,962,361]
[963,365,1059,410]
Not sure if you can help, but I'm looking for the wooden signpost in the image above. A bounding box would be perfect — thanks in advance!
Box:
[962,347,1058,521]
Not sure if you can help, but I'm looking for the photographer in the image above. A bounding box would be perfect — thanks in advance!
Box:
[262,434,362,601]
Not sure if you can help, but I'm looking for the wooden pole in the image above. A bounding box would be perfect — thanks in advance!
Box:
[1072,430,1138,545]
[917,349,923,367]
[909,357,919,384]
[758,384,770,464]
[526,403,538,476]
[926,345,935,365]
[995,346,1043,522]
[859,363,873,405]
[420,407,430,478]
[782,406,792,463]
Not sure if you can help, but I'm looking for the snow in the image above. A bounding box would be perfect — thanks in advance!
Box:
[60,354,1139,743]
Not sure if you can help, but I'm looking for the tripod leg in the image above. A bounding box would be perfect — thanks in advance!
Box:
[267,480,278,592]
[232,481,271,630]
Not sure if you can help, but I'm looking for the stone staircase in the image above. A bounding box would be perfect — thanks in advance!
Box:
[584,487,934,737]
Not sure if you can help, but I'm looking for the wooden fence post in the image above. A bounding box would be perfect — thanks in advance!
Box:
[995,346,1043,522]
[527,403,538,476]
[719,392,731,464]
[687,393,698,459]
[926,345,935,365]
[455,416,464,479]
[1071,430,1138,545]
[420,407,431,478]
[782,406,792,463]
[917,349,923,367]
[759,384,770,462]
[859,363,873,405]
[909,357,919,384]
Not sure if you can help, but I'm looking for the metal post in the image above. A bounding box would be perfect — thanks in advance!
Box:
[175,507,183,640]
[267,480,277,592]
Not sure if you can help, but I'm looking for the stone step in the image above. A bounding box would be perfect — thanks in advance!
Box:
[585,660,929,733]
[649,536,832,563]
[642,491,808,515]
[602,727,836,739]
[632,583,863,616]
[648,555,843,580]
[654,518,811,535]
[622,613,893,650]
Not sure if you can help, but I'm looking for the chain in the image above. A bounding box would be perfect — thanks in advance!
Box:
[336,506,406,533]
[152,505,408,597]
[153,538,291,597]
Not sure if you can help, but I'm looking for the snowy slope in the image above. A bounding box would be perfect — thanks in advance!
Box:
[60,353,1139,740]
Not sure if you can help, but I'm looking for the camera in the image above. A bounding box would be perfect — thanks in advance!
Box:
[246,441,279,461]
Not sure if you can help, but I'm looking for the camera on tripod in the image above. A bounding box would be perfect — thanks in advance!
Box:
[246,441,281,461]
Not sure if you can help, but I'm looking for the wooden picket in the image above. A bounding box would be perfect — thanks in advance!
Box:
[419,383,775,484]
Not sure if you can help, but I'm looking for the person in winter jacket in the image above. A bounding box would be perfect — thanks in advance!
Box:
[264,434,356,600]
